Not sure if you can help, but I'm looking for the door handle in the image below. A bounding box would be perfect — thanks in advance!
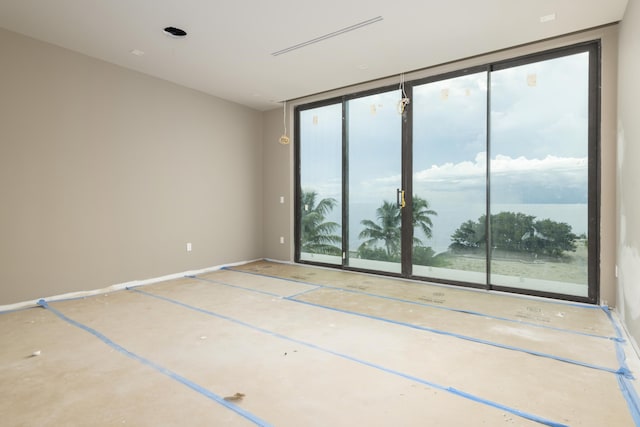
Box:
[397,188,406,209]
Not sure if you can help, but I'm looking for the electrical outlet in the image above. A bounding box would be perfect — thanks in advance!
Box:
[280,196,284,204]
[279,236,284,244]
[186,242,192,252]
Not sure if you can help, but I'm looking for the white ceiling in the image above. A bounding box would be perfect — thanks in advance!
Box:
[0,0,629,111]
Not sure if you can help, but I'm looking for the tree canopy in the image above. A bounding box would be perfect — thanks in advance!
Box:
[449,211,578,258]
[357,195,438,265]
[300,190,341,255]
[359,201,402,258]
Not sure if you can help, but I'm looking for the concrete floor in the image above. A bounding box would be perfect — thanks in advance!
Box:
[1,260,639,426]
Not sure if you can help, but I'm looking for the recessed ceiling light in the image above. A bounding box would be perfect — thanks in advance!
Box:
[130,49,145,56]
[357,64,369,70]
[163,26,187,37]
[540,13,556,23]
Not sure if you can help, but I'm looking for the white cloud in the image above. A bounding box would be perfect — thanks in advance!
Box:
[491,153,587,175]
[414,152,486,184]
[360,153,588,203]
[411,151,586,183]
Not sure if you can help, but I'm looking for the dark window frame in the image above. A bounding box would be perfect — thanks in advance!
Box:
[294,40,601,304]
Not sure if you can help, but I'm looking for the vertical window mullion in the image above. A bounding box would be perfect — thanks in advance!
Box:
[342,99,349,266]
[587,43,600,304]
[402,84,414,276]
[485,68,493,291]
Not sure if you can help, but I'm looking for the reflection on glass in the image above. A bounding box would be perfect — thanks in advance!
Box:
[299,104,342,264]
[347,91,402,273]
[412,72,488,283]
[490,52,589,296]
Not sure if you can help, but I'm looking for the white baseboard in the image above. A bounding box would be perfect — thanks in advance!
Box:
[0,258,262,313]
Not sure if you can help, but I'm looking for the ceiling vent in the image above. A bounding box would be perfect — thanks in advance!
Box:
[271,16,383,56]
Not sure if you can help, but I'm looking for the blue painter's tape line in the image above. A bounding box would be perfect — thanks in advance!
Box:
[330,285,619,342]
[201,270,625,374]
[36,299,273,427]
[601,304,640,425]
[288,297,625,376]
[193,277,284,298]
[225,268,615,340]
[618,375,640,426]
[196,276,320,299]
[225,266,599,310]
[601,306,632,373]
[130,289,567,427]
[222,266,317,287]
[602,305,625,339]
[285,286,323,299]
[443,386,567,427]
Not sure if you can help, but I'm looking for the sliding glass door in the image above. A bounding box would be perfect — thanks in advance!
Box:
[297,103,342,265]
[412,71,488,285]
[295,42,598,302]
[346,90,403,274]
[489,51,591,297]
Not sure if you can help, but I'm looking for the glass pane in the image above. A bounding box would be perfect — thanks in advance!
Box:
[299,104,342,264]
[347,90,402,273]
[412,72,488,283]
[490,52,589,297]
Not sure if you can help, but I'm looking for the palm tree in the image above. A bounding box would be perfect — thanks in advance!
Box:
[359,201,402,258]
[412,196,437,243]
[300,190,341,255]
[358,196,437,259]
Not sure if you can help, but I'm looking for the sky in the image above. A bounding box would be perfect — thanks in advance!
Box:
[299,51,590,241]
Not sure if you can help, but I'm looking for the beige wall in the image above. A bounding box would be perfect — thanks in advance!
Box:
[263,26,619,305]
[1,20,624,311]
[617,0,640,350]
[261,108,294,261]
[0,28,263,304]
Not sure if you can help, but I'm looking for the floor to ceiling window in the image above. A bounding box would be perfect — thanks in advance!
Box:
[346,90,403,274]
[295,41,599,303]
[297,102,342,265]
[411,70,488,285]
[489,51,592,297]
